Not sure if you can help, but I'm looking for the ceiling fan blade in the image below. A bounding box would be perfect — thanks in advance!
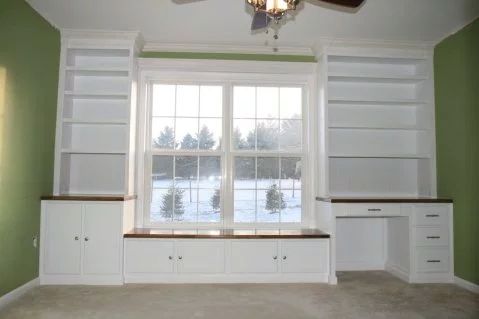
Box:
[251,12,272,30]
[318,0,365,8]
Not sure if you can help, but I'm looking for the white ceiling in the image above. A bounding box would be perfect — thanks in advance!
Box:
[28,0,479,49]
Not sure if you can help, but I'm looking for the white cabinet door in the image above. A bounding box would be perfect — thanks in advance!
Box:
[231,240,278,273]
[280,240,328,273]
[43,203,82,275]
[176,240,225,274]
[125,239,175,274]
[82,203,122,275]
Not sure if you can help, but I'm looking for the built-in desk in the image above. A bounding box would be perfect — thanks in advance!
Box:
[316,198,454,285]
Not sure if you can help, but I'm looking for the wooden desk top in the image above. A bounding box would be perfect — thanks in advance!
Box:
[41,194,137,201]
[316,197,453,203]
[124,228,330,239]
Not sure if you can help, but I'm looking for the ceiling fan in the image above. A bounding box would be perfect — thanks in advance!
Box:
[249,0,365,30]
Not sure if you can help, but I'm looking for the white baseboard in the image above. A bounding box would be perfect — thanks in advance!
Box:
[0,278,39,310]
[336,261,385,271]
[385,262,410,283]
[455,276,479,294]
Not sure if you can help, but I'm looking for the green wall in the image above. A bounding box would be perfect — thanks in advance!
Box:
[0,0,60,296]
[140,51,316,62]
[435,18,479,285]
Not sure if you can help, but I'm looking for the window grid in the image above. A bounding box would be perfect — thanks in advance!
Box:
[147,82,304,226]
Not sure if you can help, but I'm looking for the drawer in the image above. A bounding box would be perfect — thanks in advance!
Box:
[415,247,450,273]
[414,206,449,226]
[347,204,401,217]
[414,226,449,246]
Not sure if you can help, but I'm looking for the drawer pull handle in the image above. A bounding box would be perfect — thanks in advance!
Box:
[427,260,441,263]
[74,236,79,241]
[426,214,439,217]
[426,236,440,239]
[273,256,278,260]
[368,208,382,212]
[84,237,89,242]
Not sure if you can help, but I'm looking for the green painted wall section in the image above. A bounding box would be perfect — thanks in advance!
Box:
[140,51,316,62]
[0,0,60,296]
[434,18,479,285]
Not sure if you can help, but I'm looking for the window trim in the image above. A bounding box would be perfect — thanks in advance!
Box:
[136,59,318,229]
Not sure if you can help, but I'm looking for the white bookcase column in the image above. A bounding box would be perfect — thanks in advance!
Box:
[317,45,437,198]
[53,31,143,195]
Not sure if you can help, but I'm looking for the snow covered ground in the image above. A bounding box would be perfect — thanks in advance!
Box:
[150,179,301,223]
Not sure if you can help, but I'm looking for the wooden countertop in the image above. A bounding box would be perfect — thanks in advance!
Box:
[124,228,330,239]
[41,194,137,201]
[316,197,453,203]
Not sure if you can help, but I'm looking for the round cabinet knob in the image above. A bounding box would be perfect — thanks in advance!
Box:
[282,256,287,260]
[84,237,89,242]
[168,256,173,260]
[178,256,183,260]
[74,236,79,241]
[273,256,278,260]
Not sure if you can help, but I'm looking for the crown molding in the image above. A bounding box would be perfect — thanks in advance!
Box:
[142,42,315,56]
[60,29,144,50]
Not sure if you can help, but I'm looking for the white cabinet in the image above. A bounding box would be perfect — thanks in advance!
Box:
[40,200,135,285]
[176,241,225,274]
[124,239,330,283]
[124,240,175,274]
[281,240,328,273]
[230,241,278,273]
[43,203,82,275]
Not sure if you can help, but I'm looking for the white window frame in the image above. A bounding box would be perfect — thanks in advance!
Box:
[136,59,318,229]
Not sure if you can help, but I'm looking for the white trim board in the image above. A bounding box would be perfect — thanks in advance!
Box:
[455,276,479,294]
[0,278,39,310]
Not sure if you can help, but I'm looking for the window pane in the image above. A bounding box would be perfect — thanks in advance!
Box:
[199,156,221,189]
[256,120,279,150]
[280,119,302,150]
[232,119,255,150]
[234,157,255,189]
[152,156,174,187]
[257,87,279,119]
[200,86,222,118]
[233,86,255,118]
[176,85,199,117]
[151,188,171,223]
[152,84,175,117]
[257,189,280,223]
[198,189,220,222]
[199,119,221,150]
[176,187,197,222]
[152,118,175,149]
[176,118,198,150]
[281,189,301,223]
[280,87,302,119]
[280,158,302,188]
[257,157,279,189]
[175,156,198,188]
[234,190,256,223]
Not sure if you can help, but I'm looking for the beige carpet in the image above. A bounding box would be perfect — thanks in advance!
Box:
[1,271,478,319]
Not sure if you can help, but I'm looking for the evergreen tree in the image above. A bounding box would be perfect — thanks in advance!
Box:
[247,121,278,150]
[197,125,216,150]
[160,185,185,218]
[154,126,176,149]
[180,133,198,150]
[210,189,221,212]
[265,184,286,214]
[232,127,247,149]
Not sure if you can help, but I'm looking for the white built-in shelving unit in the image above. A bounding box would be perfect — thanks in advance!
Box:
[53,31,142,195]
[318,45,437,198]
